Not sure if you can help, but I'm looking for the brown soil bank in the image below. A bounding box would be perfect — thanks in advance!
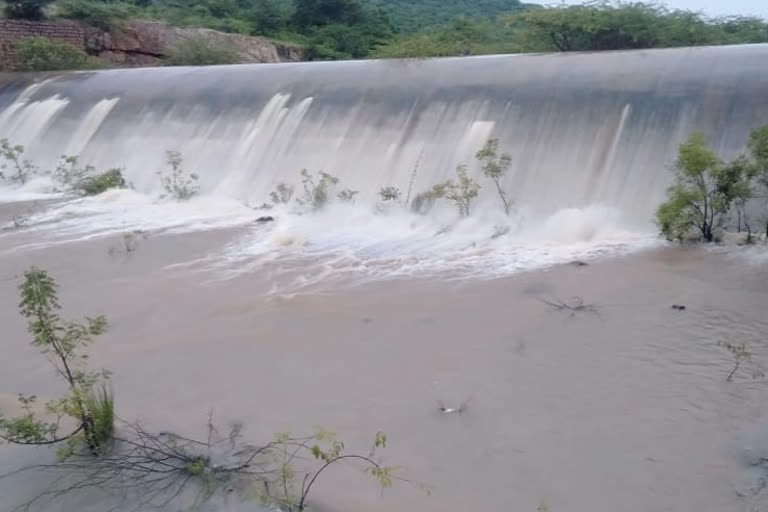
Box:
[0,229,767,511]
[0,19,302,70]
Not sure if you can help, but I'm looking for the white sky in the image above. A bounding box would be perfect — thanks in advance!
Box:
[556,0,768,19]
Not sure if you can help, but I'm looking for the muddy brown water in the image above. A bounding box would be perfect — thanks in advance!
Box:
[1,228,767,512]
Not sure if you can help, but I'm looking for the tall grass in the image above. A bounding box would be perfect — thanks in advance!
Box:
[84,384,115,454]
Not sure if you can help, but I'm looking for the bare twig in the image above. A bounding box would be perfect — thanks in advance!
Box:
[540,296,600,317]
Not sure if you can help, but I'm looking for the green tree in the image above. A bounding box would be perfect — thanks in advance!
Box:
[656,132,750,242]
[430,164,480,217]
[747,126,768,238]
[12,36,91,72]
[3,0,55,20]
[0,268,112,457]
[476,138,513,215]
[508,1,768,53]
[292,0,364,29]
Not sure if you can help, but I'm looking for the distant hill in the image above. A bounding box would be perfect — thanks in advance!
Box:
[366,0,531,32]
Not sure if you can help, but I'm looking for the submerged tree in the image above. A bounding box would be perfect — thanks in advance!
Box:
[2,269,412,512]
[0,139,37,184]
[158,150,199,200]
[0,268,112,457]
[476,138,513,215]
[655,132,750,242]
[748,126,768,238]
[430,164,480,217]
[298,169,339,210]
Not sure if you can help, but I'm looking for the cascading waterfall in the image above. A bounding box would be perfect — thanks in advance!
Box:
[1,44,768,288]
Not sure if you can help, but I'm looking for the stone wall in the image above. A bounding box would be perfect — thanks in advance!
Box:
[0,19,302,70]
[0,20,86,70]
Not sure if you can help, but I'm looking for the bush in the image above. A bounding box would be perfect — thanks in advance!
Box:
[55,0,135,31]
[270,182,294,204]
[166,38,241,66]
[13,36,89,72]
[378,186,401,202]
[430,164,480,217]
[0,138,37,184]
[477,138,513,215]
[3,0,54,20]
[78,169,127,196]
[656,132,753,242]
[298,169,338,210]
[158,150,199,200]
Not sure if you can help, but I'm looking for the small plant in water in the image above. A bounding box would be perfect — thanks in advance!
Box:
[337,187,359,203]
[54,155,127,195]
[270,182,295,205]
[0,139,37,184]
[719,341,765,382]
[378,186,401,202]
[158,150,199,200]
[477,138,513,215]
[430,164,480,216]
[0,268,113,457]
[108,230,150,257]
[298,169,339,210]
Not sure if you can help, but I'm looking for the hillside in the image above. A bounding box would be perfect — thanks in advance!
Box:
[367,0,530,33]
[1,0,767,70]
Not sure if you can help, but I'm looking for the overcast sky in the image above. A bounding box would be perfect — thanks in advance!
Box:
[557,0,768,19]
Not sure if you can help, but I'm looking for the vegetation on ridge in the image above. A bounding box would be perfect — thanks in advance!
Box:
[2,0,768,68]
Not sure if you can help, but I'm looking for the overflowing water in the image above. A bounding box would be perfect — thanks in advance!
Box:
[2,46,768,512]
[2,45,768,287]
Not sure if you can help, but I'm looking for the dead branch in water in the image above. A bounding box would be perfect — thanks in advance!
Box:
[2,419,409,512]
[540,296,600,317]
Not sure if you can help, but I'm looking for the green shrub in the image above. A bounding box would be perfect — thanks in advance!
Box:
[82,385,115,454]
[655,132,753,242]
[3,0,55,20]
[78,169,127,196]
[166,38,240,66]
[430,164,480,217]
[13,36,89,72]
[298,169,339,210]
[54,0,134,31]
[158,150,199,200]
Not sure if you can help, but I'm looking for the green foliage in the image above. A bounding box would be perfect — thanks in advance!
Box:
[378,185,401,202]
[0,268,112,457]
[12,36,92,71]
[81,384,115,454]
[78,169,127,196]
[293,0,365,29]
[4,0,55,20]
[166,37,241,66]
[430,164,480,216]
[0,138,37,184]
[337,187,359,203]
[298,169,339,210]
[369,0,526,33]
[373,17,521,58]
[0,395,58,444]
[507,1,768,53]
[55,0,135,30]
[270,182,295,204]
[655,132,749,242]
[54,155,126,195]
[477,138,513,215]
[158,150,200,200]
[261,429,398,511]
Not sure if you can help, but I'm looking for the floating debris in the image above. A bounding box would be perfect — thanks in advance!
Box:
[671,304,686,311]
[438,398,472,415]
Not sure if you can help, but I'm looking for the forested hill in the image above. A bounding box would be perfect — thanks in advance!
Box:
[366,0,530,33]
[2,0,768,70]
